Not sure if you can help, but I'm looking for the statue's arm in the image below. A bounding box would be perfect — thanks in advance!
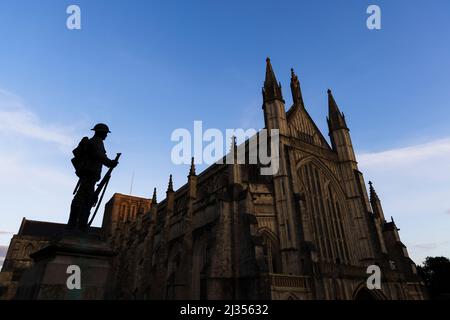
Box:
[91,142,116,168]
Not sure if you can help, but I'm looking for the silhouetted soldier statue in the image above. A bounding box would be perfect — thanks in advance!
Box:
[67,123,119,231]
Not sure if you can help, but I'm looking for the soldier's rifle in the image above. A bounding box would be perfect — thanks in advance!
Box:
[87,152,121,227]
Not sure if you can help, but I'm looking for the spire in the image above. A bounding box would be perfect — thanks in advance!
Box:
[262,57,284,103]
[225,135,238,165]
[152,187,157,204]
[290,68,304,107]
[167,174,173,193]
[231,135,237,160]
[368,181,379,203]
[228,135,242,183]
[189,157,196,176]
[369,181,385,221]
[327,89,348,131]
[231,135,237,150]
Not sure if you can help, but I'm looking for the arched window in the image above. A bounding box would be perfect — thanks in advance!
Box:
[23,243,34,259]
[260,230,281,274]
[297,160,351,264]
[129,205,136,220]
[120,204,127,222]
[192,239,209,300]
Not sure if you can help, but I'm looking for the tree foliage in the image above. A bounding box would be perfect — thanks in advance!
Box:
[417,256,450,300]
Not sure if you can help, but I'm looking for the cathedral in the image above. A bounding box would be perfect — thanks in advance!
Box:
[0,58,426,300]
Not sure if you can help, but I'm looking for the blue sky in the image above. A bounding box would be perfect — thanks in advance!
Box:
[0,0,450,266]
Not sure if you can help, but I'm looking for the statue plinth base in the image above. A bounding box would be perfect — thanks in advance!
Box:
[15,231,115,300]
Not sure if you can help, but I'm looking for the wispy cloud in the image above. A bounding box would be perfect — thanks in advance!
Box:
[0,90,80,242]
[413,241,450,251]
[358,138,450,173]
[0,88,77,188]
[0,152,74,189]
[0,245,7,269]
[0,231,13,236]
[0,245,8,263]
[0,89,76,149]
[357,137,450,263]
[358,138,450,211]
[0,245,7,256]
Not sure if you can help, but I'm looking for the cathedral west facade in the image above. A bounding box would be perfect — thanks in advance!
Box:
[0,59,426,300]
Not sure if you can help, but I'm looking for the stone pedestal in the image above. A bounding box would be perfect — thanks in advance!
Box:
[15,231,115,300]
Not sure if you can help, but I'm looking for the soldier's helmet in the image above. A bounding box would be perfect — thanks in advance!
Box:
[91,123,111,133]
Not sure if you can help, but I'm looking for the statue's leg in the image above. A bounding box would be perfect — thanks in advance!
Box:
[77,178,97,230]
[67,179,86,229]
[67,202,78,230]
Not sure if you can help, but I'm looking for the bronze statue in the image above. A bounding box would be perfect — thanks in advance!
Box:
[67,123,119,231]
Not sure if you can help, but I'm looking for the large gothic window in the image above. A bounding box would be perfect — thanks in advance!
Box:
[297,161,351,264]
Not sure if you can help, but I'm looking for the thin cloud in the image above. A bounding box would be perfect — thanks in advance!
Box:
[0,245,8,257]
[0,88,77,193]
[0,89,79,241]
[0,152,73,189]
[414,243,439,250]
[0,245,6,269]
[0,89,76,149]
[413,241,449,251]
[0,231,13,235]
[357,137,450,263]
[357,137,450,191]
[358,138,450,169]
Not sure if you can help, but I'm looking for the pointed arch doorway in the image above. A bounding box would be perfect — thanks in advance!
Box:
[353,283,387,300]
